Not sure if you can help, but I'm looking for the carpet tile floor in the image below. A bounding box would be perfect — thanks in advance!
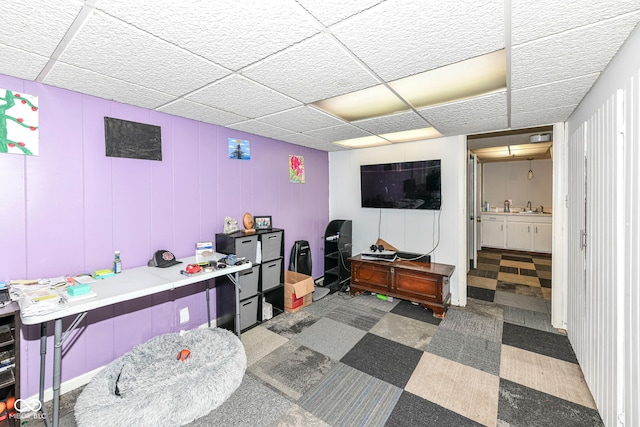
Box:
[25,249,603,427]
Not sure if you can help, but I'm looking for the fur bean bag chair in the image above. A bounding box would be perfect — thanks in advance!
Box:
[75,327,246,427]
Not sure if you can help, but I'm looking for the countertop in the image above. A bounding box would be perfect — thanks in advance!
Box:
[481,211,552,216]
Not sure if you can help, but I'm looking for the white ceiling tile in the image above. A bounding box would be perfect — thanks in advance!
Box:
[419,92,507,126]
[512,0,640,45]
[511,74,599,114]
[511,12,640,89]
[296,0,384,27]
[257,107,344,133]
[59,11,230,96]
[243,34,379,103]
[278,133,330,148]
[352,111,430,134]
[95,0,319,70]
[332,0,504,81]
[304,124,371,142]
[186,75,301,118]
[0,46,49,80]
[227,120,290,139]
[44,63,174,109]
[1,0,83,56]
[157,99,245,126]
[511,105,577,129]
[434,116,509,136]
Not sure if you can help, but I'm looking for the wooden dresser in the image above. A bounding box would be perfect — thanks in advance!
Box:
[349,255,455,318]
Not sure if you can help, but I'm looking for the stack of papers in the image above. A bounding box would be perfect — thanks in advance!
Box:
[10,275,98,317]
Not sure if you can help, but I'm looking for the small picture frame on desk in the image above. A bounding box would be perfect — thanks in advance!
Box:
[254,215,272,230]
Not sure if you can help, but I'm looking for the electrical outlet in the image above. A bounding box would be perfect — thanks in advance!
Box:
[180,307,189,324]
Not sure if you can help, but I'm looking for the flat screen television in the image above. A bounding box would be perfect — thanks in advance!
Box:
[360,160,441,210]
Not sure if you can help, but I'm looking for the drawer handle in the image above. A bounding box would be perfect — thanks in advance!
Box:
[267,264,276,269]
[241,239,253,244]
[242,300,253,307]
[268,235,277,240]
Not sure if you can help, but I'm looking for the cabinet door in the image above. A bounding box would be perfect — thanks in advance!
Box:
[506,222,532,251]
[533,223,552,252]
[481,218,505,248]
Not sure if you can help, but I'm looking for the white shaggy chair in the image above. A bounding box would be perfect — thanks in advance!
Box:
[75,327,246,427]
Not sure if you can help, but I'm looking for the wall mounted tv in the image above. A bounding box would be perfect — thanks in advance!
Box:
[360,160,441,210]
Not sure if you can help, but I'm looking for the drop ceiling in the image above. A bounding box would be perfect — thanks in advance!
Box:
[1,0,638,151]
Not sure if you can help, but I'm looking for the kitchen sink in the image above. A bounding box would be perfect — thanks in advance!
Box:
[519,210,551,214]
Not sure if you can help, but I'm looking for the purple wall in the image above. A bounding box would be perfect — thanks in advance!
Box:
[0,74,329,398]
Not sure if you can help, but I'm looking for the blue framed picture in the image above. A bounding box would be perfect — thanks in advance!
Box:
[228,138,250,160]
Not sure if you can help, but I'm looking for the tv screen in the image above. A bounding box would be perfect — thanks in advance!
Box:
[360,160,441,210]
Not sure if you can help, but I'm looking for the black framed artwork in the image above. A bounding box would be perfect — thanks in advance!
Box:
[254,216,272,230]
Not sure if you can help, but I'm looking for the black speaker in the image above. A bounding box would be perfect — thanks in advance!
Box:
[289,240,312,276]
[369,244,385,252]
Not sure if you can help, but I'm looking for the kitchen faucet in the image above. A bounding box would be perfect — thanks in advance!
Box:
[526,201,532,211]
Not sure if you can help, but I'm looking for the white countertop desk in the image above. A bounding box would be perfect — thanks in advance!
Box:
[19,255,251,427]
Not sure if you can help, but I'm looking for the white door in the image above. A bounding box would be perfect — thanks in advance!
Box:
[532,223,553,252]
[506,221,531,251]
[481,217,505,248]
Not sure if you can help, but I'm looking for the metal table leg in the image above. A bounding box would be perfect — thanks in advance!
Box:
[226,272,242,337]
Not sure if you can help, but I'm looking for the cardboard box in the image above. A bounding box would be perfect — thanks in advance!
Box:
[284,271,314,313]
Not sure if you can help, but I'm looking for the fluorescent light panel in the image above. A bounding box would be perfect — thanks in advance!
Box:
[313,50,506,122]
[334,127,442,148]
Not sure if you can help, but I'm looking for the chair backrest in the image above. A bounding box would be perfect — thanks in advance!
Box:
[289,240,312,276]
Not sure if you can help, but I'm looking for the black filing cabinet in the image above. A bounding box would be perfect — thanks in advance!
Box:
[215,229,284,331]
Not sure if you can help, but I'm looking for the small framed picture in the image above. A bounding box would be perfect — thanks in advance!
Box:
[254,215,272,230]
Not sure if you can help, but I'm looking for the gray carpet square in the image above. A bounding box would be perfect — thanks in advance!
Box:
[496,281,544,298]
[185,375,294,426]
[439,307,503,343]
[303,292,351,317]
[499,266,519,274]
[248,341,336,400]
[502,306,558,334]
[272,405,331,427]
[463,298,505,321]
[351,292,399,312]
[427,327,501,375]
[477,256,501,265]
[468,269,499,279]
[265,310,322,339]
[494,291,549,313]
[298,363,402,427]
[498,378,603,426]
[502,322,578,364]
[293,317,366,360]
[467,285,495,302]
[519,268,538,277]
[390,299,442,325]
[341,333,423,388]
[325,302,387,331]
[386,391,483,426]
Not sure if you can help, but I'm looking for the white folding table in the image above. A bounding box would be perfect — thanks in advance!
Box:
[18,255,251,427]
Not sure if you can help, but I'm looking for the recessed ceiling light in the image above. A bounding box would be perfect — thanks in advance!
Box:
[333,135,391,149]
[334,127,441,148]
[383,127,442,143]
[312,50,506,122]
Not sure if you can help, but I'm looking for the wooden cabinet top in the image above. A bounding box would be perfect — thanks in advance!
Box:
[350,254,455,277]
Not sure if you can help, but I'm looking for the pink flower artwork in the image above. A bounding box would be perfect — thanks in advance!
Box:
[289,155,305,183]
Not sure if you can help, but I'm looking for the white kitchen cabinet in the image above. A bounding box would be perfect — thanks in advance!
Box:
[506,221,532,251]
[532,222,552,252]
[505,215,552,253]
[481,215,506,248]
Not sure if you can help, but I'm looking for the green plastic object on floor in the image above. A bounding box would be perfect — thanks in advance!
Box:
[377,294,388,301]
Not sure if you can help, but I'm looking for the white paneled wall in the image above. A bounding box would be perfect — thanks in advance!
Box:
[566,26,639,427]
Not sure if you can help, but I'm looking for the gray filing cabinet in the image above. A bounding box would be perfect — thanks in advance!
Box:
[215,228,284,331]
